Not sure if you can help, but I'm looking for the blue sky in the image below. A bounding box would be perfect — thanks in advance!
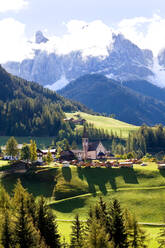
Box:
[1,0,165,36]
[0,0,165,62]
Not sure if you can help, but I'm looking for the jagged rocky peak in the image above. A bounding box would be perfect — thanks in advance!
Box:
[3,31,155,89]
[35,30,49,44]
[143,49,153,60]
[158,48,165,67]
[112,33,134,50]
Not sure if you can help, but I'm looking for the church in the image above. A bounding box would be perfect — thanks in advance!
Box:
[72,127,107,160]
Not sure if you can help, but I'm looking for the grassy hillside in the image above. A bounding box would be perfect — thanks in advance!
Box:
[1,163,165,222]
[0,162,164,247]
[66,111,139,138]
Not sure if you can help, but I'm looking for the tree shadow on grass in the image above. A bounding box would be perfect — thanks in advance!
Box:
[62,167,72,182]
[120,168,139,184]
[107,168,117,191]
[77,167,84,180]
[50,198,86,213]
[77,167,112,195]
[1,170,57,198]
[159,169,165,178]
[77,167,140,194]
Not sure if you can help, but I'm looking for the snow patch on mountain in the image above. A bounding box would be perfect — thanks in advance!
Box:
[148,57,165,87]
[45,75,69,91]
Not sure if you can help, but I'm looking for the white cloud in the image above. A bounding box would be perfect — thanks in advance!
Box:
[36,20,114,57]
[2,15,165,64]
[0,18,33,63]
[0,0,28,12]
[36,16,165,58]
[117,14,165,56]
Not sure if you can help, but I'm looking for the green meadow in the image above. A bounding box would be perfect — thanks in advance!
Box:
[0,161,165,247]
[65,111,139,138]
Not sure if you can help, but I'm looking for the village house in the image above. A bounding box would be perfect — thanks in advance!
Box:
[37,148,56,162]
[2,144,25,160]
[64,117,86,125]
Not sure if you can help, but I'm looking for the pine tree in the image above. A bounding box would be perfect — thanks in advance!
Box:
[124,210,147,248]
[37,196,61,248]
[30,140,37,163]
[26,193,37,226]
[111,139,117,154]
[12,179,29,210]
[71,140,78,149]
[70,214,84,248]
[0,187,11,210]
[1,209,14,248]
[110,199,128,248]
[14,196,41,248]
[85,218,110,248]
[158,225,165,248]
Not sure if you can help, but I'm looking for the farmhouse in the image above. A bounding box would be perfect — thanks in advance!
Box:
[64,117,86,125]
[37,148,56,162]
[2,144,25,160]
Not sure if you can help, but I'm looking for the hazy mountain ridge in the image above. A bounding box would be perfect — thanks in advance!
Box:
[59,74,165,126]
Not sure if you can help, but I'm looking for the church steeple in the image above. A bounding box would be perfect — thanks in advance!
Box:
[82,125,88,138]
[82,125,88,160]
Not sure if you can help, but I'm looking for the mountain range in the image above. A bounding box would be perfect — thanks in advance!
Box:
[3,31,165,90]
[59,74,165,126]
[2,29,165,127]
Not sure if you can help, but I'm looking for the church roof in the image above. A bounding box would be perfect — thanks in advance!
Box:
[98,152,105,156]
[88,141,100,151]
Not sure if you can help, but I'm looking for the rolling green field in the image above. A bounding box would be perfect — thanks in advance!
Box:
[0,161,164,247]
[66,112,139,138]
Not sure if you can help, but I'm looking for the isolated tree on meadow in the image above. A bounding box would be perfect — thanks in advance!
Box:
[6,136,18,159]
[46,149,54,164]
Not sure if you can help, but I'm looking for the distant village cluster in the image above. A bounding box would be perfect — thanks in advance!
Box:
[0,132,145,169]
[2,125,165,170]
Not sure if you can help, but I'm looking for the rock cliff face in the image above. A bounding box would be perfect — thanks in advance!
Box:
[3,32,155,90]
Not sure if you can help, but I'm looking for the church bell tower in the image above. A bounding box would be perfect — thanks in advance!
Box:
[82,126,88,160]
